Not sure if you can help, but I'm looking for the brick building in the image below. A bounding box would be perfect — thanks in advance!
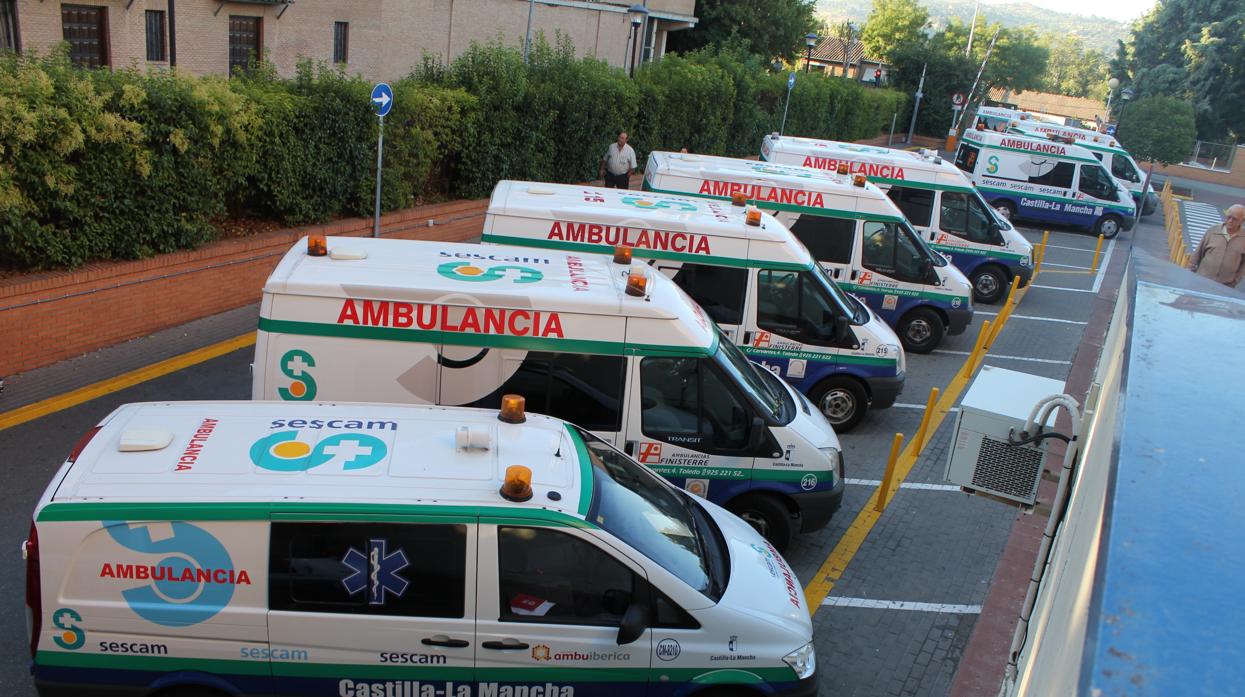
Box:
[0,0,697,80]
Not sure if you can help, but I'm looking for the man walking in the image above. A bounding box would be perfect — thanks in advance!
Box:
[1188,204,1245,288]
[599,130,637,189]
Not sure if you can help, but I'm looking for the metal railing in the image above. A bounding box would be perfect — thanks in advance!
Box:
[1183,140,1237,172]
[1160,180,1190,267]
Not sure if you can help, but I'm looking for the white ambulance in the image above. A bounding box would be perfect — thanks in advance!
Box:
[252,236,843,549]
[26,401,819,697]
[955,128,1137,238]
[1007,121,1156,216]
[760,135,1034,304]
[641,153,973,353]
[481,180,906,432]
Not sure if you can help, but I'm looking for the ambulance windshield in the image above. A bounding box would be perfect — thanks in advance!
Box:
[580,428,728,600]
[713,331,790,424]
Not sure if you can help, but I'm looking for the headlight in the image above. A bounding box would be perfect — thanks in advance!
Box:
[818,447,841,481]
[887,343,905,375]
[783,641,817,680]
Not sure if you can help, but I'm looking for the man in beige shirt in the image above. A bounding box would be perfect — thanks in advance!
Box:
[599,131,637,189]
[1189,204,1245,287]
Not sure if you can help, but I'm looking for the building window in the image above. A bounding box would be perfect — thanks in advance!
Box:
[61,4,109,68]
[228,15,261,74]
[1,0,19,53]
[333,21,348,64]
[145,10,166,61]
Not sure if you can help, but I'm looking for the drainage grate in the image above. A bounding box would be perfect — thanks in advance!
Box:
[971,436,1042,502]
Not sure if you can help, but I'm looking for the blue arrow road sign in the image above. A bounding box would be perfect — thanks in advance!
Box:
[371,82,393,118]
[788,72,796,90]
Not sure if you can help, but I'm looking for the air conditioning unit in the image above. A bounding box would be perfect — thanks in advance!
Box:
[945,366,1067,506]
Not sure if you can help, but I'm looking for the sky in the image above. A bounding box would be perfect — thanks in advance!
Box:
[982,0,1157,22]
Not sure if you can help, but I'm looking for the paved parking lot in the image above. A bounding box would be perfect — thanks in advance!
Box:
[0,218,1133,696]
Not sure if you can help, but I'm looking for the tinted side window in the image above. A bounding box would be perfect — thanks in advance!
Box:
[1077,165,1118,201]
[939,191,994,243]
[498,527,636,626]
[887,187,934,227]
[862,222,926,281]
[671,263,747,325]
[756,270,841,345]
[639,357,751,450]
[1110,155,1140,183]
[465,352,625,431]
[955,144,980,173]
[1029,161,1075,189]
[270,522,466,617]
[789,214,856,264]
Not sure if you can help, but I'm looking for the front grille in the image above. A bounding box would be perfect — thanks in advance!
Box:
[971,436,1042,501]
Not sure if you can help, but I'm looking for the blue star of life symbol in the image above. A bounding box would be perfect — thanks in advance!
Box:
[342,539,410,605]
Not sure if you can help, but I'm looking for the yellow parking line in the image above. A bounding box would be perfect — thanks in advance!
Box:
[803,289,1029,611]
[0,333,255,432]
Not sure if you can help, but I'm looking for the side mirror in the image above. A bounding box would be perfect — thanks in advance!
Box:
[834,314,850,342]
[747,415,768,452]
[616,600,651,645]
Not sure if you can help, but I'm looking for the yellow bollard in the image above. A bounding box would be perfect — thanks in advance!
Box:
[1033,231,1050,277]
[985,277,1021,347]
[874,433,905,512]
[1089,234,1105,273]
[912,387,942,453]
[959,319,992,379]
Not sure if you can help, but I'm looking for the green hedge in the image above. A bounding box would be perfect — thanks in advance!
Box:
[0,42,906,270]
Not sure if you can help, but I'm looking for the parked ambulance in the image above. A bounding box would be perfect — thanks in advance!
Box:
[761,135,1034,304]
[26,400,819,697]
[253,236,844,549]
[482,180,906,432]
[641,153,973,352]
[1007,121,1157,216]
[955,128,1137,238]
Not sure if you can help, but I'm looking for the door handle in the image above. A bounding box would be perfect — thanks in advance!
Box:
[483,639,530,651]
[850,269,858,281]
[742,331,753,344]
[422,635,470,648]
[929,231,936,241]
[624,440,637,456]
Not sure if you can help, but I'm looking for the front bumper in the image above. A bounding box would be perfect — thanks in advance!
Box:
[946,305,973,336]
[867,371,905,410]
[1014,263,1034,288]
[1141,192,1158,216]
[772,671,820,697]
[797,458,846,533]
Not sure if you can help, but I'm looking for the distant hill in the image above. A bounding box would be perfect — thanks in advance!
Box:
[816,0,1130,55]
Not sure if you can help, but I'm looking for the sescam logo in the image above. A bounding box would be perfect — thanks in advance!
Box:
[621,194,699,212]
[437,261,543,284]
[101,521,247,627]
[278,349,317,401]
[51,608,85,650]
[250,431,389,472]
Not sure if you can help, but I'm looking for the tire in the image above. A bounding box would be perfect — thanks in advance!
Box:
[970,265,1008,304]
[993,200,1016,221]
[810,376,868,432]
[1095,214,1122,239]
[727,494,795,553]
[897,307,945,354]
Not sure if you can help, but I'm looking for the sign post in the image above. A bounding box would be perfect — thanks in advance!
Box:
[370,82,394,238]
[906,63,926,144]
[780,72,796,135]
[948,92,967,151]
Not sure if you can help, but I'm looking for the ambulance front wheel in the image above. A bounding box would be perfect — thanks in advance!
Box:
[811,376,868,432]
[898,307,945,354]
[1095,214,1122,239]
[970,265,1008,304]
[728,494,795,552]
[993,200,1016,221]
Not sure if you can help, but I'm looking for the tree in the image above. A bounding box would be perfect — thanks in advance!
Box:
[1040,36,1109,98]
[1117,95,1197,201]
[833,21,859,75]
[665,0,819,61]
[859,0,929,63]
[887,34,977,137]
[940,19,1049,94]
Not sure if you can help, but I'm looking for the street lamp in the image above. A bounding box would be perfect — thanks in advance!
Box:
[804,32,818,73]
[1104,76,1120,124]
[627,4,648,76]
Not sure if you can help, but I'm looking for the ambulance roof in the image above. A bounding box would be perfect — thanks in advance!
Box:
[39,402,595,524]
[961,128,1100,164]
[1009,123,1131,157]
[264,237,707,327]
[759,136,974,191]
[645,151,905,223]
